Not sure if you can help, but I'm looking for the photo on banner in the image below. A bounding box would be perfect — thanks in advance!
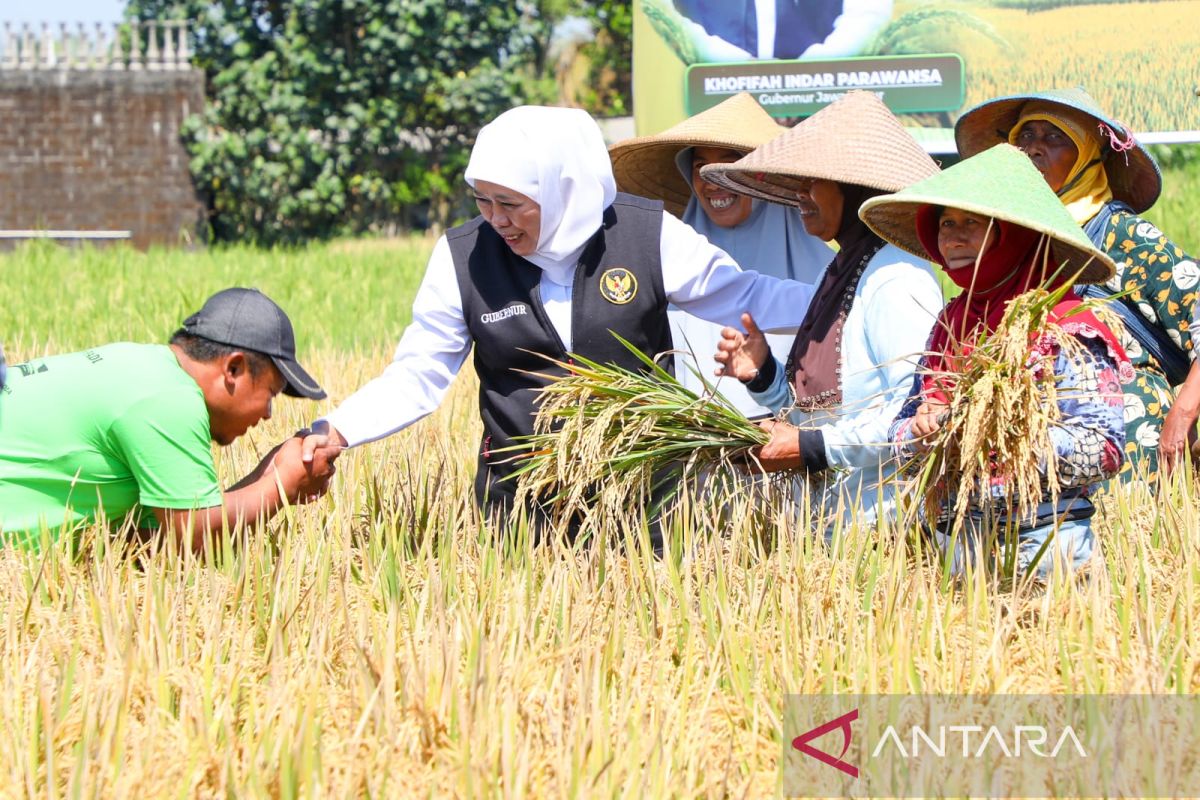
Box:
[633,0,1200,148]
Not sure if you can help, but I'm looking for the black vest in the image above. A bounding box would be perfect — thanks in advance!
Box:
[450,193,672,510]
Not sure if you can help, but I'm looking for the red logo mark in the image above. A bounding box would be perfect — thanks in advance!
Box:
[792,708,859,779]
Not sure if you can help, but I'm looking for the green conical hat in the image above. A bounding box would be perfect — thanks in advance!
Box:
[859,143,1116,284]
[954,87,1161,213]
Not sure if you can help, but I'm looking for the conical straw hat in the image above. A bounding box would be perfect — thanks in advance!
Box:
[954,87,1161,213]
[699,90,940,207]
[859,143,1116,284]
[608,93,785,216]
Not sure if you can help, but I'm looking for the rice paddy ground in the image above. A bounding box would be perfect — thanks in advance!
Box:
[1,157,1198,796]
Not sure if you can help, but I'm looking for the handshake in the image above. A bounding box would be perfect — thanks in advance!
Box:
[260,421,349,505]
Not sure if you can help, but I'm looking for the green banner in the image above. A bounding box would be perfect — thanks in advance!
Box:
[634,0,1200,140]
[685,54,964,118]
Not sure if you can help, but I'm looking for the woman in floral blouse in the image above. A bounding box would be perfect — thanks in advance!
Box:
[956,88,1198,482]
[859,144,1129,578]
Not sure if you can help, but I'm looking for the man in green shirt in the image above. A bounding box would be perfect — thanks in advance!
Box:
[0,287,337,550]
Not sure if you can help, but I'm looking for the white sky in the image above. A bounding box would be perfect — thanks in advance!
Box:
[2,0,125,25]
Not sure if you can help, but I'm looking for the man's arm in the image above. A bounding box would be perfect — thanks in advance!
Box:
[149,437,337,552]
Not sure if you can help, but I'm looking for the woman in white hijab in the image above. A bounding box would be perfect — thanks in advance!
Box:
[302,105,819,529]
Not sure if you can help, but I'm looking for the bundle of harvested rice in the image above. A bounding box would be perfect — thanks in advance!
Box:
[504,333,769,517]
[912,283,1095,531]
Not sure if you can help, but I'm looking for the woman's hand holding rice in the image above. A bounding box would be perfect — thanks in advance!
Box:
[747,419,803,472]
[910,401,948,449]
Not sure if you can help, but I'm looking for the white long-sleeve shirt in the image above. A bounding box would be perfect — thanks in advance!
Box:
[325,212,816,447]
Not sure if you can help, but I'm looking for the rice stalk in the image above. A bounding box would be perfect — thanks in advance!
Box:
[502,333,770,520]
[913,281,1097,534]
[5,241,1200,795]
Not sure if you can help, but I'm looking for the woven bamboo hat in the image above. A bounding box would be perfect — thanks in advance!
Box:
[955,87,1162,213]
[859,144,1116,284]
[608,93,784,216]
[699,91,940,206]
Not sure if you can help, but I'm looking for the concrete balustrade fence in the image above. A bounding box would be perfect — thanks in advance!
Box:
[0,20,191,72]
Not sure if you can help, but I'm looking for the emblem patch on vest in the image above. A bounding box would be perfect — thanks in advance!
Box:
[599,267,637,305]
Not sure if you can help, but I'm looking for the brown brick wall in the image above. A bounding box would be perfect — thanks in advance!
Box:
[0,69,205,249]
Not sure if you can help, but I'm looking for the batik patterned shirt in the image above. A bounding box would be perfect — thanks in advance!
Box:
[890,325,1127,514]
[1093,210,1198,374]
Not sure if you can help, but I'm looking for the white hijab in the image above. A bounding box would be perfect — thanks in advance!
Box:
[465,106,617,283]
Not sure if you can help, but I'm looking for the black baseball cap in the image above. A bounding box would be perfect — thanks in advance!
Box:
[181,287,326,400]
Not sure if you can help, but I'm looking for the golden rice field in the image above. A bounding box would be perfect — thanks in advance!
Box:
[1,159,1198,795]
[959,0,1200,132]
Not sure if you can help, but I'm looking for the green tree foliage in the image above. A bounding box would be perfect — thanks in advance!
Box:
[473,0,632,115]
[573,0,633,116]
[125,1,552,244]
[1152,143,1200,171]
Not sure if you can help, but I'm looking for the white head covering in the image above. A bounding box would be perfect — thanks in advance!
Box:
[465,106,617,281]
